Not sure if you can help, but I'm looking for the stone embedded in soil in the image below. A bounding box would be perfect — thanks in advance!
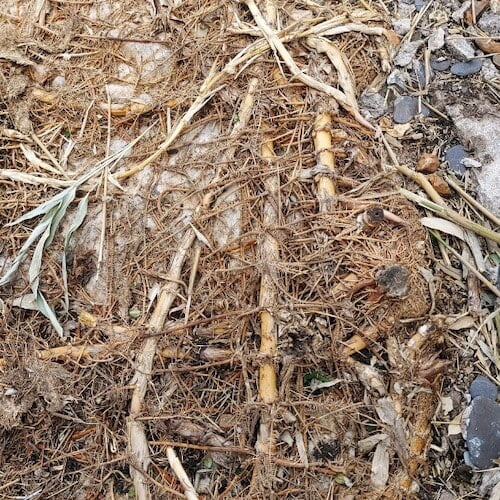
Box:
[431,59,451,71]
[413,60,426,86]
[478,11,500,37]
[481,59,500,82]
[470,375,498,400]
[428,27,446,52]
[466,396,500,468]
[360,91,387,119]
[416,153,440,173]
[387,69,409,89]
[445,145,468,175]
[428,174,451,196]
[394,40,423,66]
[393,96,429,123]
[446,37,476,61]
[375,265,409,298]
[446,103,500,216]
[450,59,483,76]
[393,18,411,35]
[414,0,425,11]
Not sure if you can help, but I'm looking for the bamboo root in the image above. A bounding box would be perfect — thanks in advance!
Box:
[126,79,258,500]
[258,135,280,406]
[313,113,336,212]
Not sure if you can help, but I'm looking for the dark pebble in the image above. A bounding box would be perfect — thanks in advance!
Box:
[393,96,430,124]
[470,375,498,400]
[451,59,483,76]
[431,59,451,71]
[466,396,500,468]
[445,145,468,175]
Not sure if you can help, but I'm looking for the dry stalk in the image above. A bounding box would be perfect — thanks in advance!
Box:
[243,0,374,131]
[126,79,259,500]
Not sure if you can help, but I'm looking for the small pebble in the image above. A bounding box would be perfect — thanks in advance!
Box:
[360,91,387,120]
[394,40,423,66]
[451,59,483,76]
[416,153,440,173]
[470,375,498,401]
[387,69,409,89]
[446,37,476,61]
[428,27,446,52]
[466,397,500,468]
[445,145,468,175]
[414,0,425,11]
[431,59,451,71]
[393,96,429,124]
[429,174,451,196]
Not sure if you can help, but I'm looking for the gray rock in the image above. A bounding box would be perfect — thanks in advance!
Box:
[466,397,500,468]
[446,102,500,217]
[414,0,425,11]
[393,18,412,35]
[445,145,468,175]
[470,375,498,400]
[478,11,500,36]
[431,59,451,71]
[446,37,476,61]
[428,27,446,52]
[451,59,483,76]
[398,2,415,16]
[481,58,500,82]
[393,96,429,123]
[395,40,423,66]
[387,68,409,89]
[360,91,387,119]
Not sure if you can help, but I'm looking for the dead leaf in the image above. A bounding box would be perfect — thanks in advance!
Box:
[371,440,390,489]
[421,217,465,240]
[448,315,475,330]
[440,396,454,416]
[447,411,463,436]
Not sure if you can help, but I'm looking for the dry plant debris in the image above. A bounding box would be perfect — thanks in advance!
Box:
[0,0,498,499]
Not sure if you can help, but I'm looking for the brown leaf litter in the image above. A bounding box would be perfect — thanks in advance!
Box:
[0,1,497,499]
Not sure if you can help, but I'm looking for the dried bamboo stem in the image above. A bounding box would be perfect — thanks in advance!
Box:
[313,113,336,212]
[243,0,374,130]
[127,80,259,500]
